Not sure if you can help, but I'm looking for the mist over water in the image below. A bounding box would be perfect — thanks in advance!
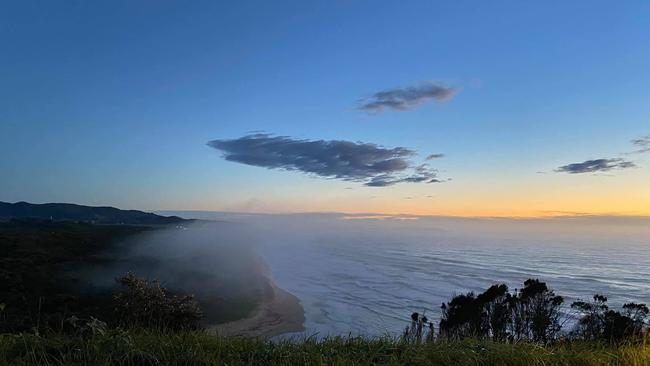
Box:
[160,212,650,337]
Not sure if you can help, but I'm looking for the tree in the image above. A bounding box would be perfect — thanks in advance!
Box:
[440,292,484,339]
[571,294,609,340]
[477,284,511,341]
[572,296,648,342]
[439,284,511,340]
[511,279,564,343]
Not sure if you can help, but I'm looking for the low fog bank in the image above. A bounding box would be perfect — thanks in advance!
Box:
[79,221,273,324]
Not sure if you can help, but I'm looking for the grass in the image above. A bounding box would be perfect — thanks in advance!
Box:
[1,330,649,365]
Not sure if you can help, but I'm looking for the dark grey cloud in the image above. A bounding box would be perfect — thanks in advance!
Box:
[426,153,445,160]
[555,158,636,174]
[357,81,457,113]
[208,134,444,187]
[365,163,442,187]
[631,135,650,154]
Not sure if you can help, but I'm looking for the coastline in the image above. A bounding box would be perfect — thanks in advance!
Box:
[208,278,305,338]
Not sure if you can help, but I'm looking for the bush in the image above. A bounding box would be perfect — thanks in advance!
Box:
[437,279,650,344]
[439,284,511,340]
[112,273,202,330]
[571,295,648,342]
[511,279,564,343]
[440,279,564,343]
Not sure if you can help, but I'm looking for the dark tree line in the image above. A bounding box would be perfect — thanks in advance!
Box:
[571,294,648,342]
[407,279,648,344]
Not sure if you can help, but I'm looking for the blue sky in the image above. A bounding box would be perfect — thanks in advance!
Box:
[1,1,649,216]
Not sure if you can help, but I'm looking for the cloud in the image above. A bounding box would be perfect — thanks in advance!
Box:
[555,158,636,174]
[357,81,457,113]
[341,214,419,221]
[208,134,445,187]
[552,134,647,175]
[631,135,650,154]
[425,153,445,160]
[364,163,442,187]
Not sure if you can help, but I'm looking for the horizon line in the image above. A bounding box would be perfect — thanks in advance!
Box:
[155,208,650,221]
[5,200,650,221]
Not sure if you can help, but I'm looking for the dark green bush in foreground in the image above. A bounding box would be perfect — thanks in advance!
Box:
[0,330,648,366]
[113,273,202,331]
[436,280,648,344]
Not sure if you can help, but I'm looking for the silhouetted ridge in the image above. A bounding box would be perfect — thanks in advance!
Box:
[0,201,188,225]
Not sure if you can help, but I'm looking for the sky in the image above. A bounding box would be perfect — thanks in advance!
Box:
[1,1,649,217]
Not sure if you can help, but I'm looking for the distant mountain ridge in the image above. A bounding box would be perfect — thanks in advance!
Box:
[0,201,189,225]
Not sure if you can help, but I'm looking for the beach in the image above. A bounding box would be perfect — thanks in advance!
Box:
[209,278,305,338]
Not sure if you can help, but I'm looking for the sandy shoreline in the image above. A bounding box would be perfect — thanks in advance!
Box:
[208,279,305,338]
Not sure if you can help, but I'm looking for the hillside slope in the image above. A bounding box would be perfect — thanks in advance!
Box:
[0,201,188,225]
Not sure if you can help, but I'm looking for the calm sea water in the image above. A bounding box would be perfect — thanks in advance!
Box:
[163,212,650,337]
[255,216,650,337]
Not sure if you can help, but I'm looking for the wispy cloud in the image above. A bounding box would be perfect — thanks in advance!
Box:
[426,153,445,160]
[365,163,442,187]
[555,158,636,174]
[208,134,445,187]
[554,133,648,174]
[340,214,419,221]
[631,135,650,154]
[357,81,457,113]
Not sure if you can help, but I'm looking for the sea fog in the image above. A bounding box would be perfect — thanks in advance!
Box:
[160,212,650,337]
[78,221,271,324]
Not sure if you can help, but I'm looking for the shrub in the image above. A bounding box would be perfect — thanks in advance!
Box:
[439,279,564,343]
[403,312,434,343]
[572,295,648,342]
[440,291,485,339]
[112,273,202,330]
[511,279,564,343]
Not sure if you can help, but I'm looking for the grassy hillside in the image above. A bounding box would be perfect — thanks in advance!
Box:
[1,330,648,366]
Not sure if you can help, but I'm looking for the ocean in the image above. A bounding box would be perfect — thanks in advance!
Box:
[162,211,650,338]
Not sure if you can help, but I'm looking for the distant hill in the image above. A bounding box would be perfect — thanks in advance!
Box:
[0,201,189,225]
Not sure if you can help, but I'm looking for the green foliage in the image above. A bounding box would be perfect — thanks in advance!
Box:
[0,220,150,333]
[0,330,648,365]
[113,273,202,331]
[572,295,649,342]
[439,280,648,344]
[440,280,564,343]
[511,279,564,343]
